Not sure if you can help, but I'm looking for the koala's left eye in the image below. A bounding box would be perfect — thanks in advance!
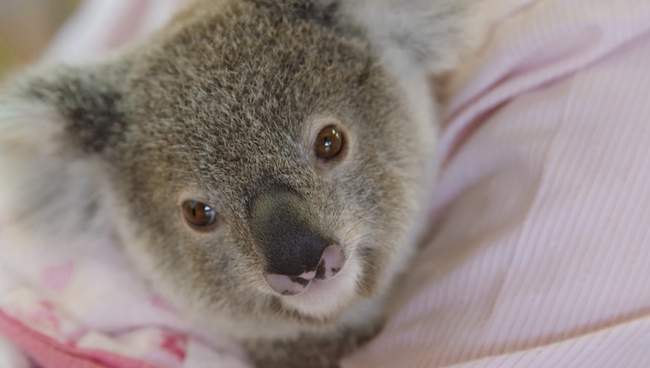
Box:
[182,201,218,230]
[315,125,344,160]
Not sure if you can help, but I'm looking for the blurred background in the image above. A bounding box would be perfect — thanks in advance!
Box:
[0,0,80,75]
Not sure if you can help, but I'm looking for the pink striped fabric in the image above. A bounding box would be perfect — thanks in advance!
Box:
[343,0,650,367]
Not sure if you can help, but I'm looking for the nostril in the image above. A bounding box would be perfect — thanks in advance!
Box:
[264,244,345,295]
[265,274,310,295]
[314,244,344,280]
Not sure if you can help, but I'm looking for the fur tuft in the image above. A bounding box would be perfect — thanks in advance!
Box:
[333,0,482,75]
[0,79,115,244]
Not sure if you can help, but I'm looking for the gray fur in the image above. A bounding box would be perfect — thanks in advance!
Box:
[0,0,480,366]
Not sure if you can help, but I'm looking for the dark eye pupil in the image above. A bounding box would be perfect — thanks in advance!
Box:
[316,125,343,159]
[183,201,216,228]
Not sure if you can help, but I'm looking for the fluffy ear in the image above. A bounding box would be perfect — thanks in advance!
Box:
[0,65,125,242]
[331,0,483,76]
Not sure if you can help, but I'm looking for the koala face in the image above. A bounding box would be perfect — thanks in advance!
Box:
[108,1,434,327]
[0,0,477,343]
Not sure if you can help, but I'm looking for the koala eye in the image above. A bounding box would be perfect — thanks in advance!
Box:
[182,201,218,229]
[315,125,344,160]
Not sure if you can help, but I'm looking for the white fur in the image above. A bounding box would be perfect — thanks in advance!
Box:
[0,102,111,245]
[333,0,482,76]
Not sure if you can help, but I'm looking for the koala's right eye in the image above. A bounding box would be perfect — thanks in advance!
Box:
[182,201,218,230]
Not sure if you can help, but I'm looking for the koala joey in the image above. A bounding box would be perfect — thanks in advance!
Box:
[0,0,479,367]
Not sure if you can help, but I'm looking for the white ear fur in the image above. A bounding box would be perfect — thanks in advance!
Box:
[0,100,111,243]
[334,0,483,76]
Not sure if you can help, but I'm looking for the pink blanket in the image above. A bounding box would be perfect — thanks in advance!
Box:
[2,0,650,367]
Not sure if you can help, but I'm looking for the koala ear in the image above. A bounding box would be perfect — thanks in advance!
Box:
[0,65,125,242]
[331,0,482,76]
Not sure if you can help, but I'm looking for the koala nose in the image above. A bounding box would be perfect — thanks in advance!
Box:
[249,190,345,295]
[263,244,344,296]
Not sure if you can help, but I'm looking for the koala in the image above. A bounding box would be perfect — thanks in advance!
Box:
[0,0,479,367]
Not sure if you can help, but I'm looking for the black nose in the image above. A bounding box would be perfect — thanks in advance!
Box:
[249,190,345,295]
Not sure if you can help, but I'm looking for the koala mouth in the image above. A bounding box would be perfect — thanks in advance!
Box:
[264,244,344,296]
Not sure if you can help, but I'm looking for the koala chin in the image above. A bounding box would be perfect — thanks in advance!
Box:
[0,1,480,367]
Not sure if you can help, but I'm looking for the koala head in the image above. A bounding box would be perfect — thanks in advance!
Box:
[0,0,477,339]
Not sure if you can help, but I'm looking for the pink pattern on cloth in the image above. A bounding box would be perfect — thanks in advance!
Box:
[30,302,61,335]
[160,334,188,362]
[0,308,160,368]
[42,261,75,292]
